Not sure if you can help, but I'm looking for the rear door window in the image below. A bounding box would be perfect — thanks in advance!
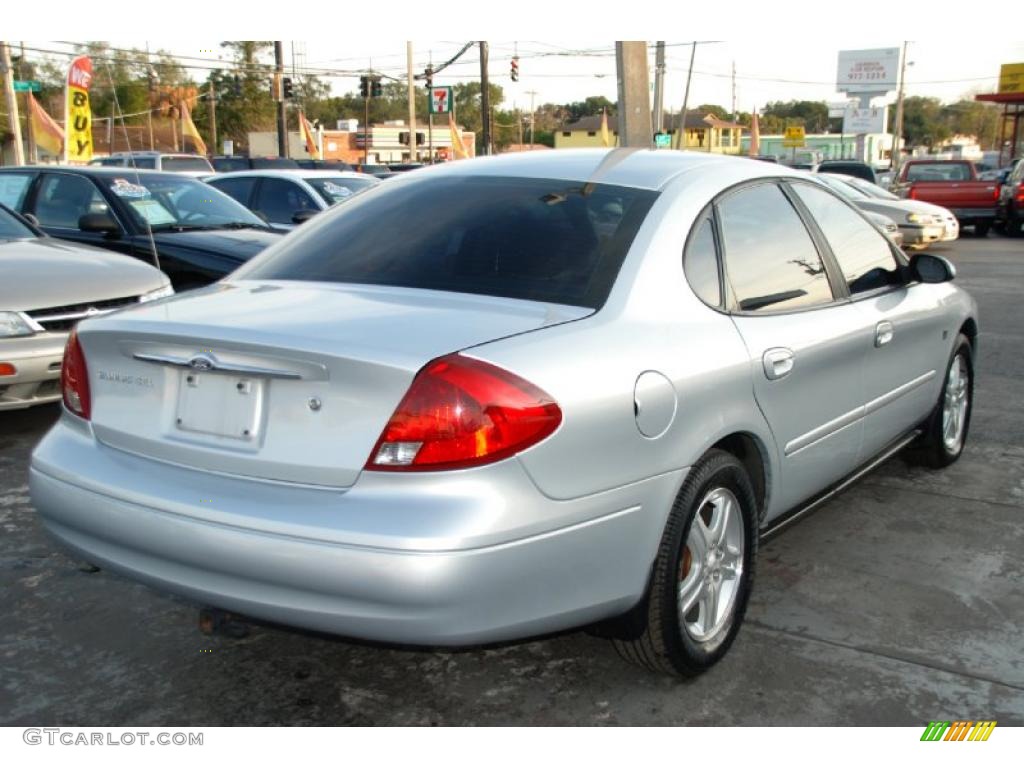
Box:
[236,175,658,309]
[684,213,721,307]
[718,182,835,312]
[0,173,34,210]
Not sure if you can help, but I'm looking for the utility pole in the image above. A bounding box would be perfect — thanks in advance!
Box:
[525,90,537,148]
[615,41,652,148]
[891,41,909,172]
[20,42,36,163]
[274,41,287,158]
[731,60,737,120]
[208,80,217,155]
[516,104,523,148]
[652,41,665,134]
[407,42,417,163]
[675,42,698,150]
[0,42,25,165]
[479,41,491,155]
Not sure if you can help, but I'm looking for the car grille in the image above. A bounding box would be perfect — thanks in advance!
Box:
[25,295,140,332]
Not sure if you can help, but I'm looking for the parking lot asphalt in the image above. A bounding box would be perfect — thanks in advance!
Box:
[1,235,1022,726]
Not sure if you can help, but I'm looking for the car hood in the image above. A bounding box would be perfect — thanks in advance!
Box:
[146,228,280,263]
[0,236,168,311]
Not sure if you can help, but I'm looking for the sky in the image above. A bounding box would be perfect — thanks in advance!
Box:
[12,2,1024,117]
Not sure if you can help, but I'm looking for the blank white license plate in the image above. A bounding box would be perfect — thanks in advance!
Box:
[175,371,264,441]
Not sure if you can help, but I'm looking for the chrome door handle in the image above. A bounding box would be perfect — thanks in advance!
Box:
[875,321,894,347]
[762,347,795,380]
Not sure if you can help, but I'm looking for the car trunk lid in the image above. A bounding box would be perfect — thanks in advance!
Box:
[77,280,589,487]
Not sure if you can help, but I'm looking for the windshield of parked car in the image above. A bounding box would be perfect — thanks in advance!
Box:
[235,175,659,309]
[0,205,35,240]
[305,176,378,205]
[99,174,269,232]
[814,174,869,200]
[844,176,900,201]
[162,156,214,172]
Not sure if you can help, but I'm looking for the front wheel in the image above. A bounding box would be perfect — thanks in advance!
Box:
[913,334,973,468]
[974,223,990,237]
[612,450,758,677]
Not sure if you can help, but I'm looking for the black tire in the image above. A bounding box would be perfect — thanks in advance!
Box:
[913,334,973,468]
[611,449,758,677]
[1007,212,1023,238]
[974,223,990,237]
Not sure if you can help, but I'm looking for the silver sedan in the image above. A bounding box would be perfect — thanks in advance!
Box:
[30,150,977,677]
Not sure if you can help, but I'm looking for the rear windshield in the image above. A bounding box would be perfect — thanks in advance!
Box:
[213,157,250,172]
[236,175,658,309]
[162,156,214,172]
[306,176,378,205]
[905,163,972,182]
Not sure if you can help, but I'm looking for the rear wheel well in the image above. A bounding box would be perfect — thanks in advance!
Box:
[711,433,768,519]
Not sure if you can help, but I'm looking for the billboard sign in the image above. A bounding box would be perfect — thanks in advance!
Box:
[837,48,900,93]
[843,107,887,134]
[429,86,453,115]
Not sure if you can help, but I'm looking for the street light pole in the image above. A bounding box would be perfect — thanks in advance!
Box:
[891,41,909,172]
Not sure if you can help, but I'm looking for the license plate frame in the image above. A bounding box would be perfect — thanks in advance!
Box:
[174,370,265,441]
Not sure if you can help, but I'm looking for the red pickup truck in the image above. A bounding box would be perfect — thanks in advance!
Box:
[895,160,1001,236]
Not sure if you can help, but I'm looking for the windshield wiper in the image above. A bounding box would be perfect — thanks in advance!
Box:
[218,222,271,230]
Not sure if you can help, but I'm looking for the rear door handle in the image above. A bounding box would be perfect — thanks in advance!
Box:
[762,347,795,380]
[875,321,894,347]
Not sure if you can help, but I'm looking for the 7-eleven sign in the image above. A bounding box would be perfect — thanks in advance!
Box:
[429,86,453,115]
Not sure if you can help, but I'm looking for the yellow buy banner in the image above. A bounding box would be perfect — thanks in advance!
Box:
[65,56,94,163]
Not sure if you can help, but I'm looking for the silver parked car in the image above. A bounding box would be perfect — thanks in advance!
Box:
[29,150,977,677]
[204,170,380,231]
[0,204,171,411]
[814,172,952,248]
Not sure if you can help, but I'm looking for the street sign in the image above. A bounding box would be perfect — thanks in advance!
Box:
[782,126,805,148]
[13,80,41,92]
[654,132,671,148]
[998,62,1024,94]
[429,86,453,115]
[843,107,887,134]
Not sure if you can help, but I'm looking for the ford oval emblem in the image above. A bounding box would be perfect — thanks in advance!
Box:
[188,356,215,371]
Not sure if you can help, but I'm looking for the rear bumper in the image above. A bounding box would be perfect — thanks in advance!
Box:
[0,334,66,411]
[30,416,682,645]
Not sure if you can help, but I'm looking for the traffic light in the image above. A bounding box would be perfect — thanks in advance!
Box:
[359,75,369,98]
[371,77,383,98]
[510,56,519,82]
[282,77,293,100]
[424,67,433,90]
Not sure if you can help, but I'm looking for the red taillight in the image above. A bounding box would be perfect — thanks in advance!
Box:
[366,354,562,472]
[61,328,91,420]
[1016,186,1024,203]
[908,188,918,200]
[0,362,16,376]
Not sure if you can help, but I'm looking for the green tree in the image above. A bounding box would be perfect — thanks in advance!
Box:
[941,99,1001,150]
[211,41,276,153]
[762,100,829,133]
[900,96,950,149]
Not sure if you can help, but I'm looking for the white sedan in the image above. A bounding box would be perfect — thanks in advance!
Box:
[204,169,379,232]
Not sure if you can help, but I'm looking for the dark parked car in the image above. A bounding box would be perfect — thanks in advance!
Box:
[817,160,877,184]
[996,158,1023,237]
[0,166,281,290]
[211,156,301,172]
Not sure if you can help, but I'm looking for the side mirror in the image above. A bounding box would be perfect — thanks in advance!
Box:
[912,252,956,284]
[78,212,120,235]
[292,209,318,224]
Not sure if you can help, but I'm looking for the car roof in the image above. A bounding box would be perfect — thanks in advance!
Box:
[398,149,805,191]
[206,169,377,180]
[0,165,204,180]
